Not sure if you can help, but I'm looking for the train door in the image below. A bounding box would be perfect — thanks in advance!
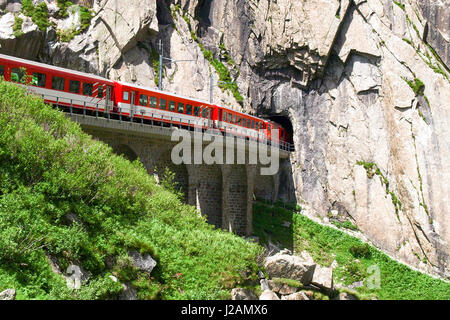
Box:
[105,85,112,114]
[130,91,136,118]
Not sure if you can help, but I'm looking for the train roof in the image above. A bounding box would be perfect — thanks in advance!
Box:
[0,54,114,84]
[116,81,266,122]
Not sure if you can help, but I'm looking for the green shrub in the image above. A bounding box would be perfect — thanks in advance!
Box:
[349,244,372,259]
[56,0,73,18]
[13,16,24,38]
[22,0,50,32]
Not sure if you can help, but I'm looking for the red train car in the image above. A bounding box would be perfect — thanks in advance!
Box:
[0,53,114,113]
[0,53,289,147]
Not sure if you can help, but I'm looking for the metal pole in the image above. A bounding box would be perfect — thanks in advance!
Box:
[210,72,213,103]
[158,39,163,91]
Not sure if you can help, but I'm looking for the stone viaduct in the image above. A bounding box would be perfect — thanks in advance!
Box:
[69,113,292,236]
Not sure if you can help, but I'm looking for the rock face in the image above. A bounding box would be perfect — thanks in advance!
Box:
[0,0,448,279]
[264,251,316,285]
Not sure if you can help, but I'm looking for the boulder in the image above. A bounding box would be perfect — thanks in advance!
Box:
[66,264,90,289]
[0,289,16,300]
[337,292,358,300]
[259,289,280,300]
[281,291,310,300]
[264,251,316,285]
[311,266,334,291]
[120,282,137,300]
[231,288,258,300]
[128,250,157,274]
[267,280,298,295]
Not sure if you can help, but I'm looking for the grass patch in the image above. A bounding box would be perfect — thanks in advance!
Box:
[0,80,262,300]
[150,47,161,87]
[253,201,450,300]
[393,1,405,11]
[402,77,425,96]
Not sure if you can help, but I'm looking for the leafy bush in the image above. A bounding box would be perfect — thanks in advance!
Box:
[56,0,73,18]
[349,244,372,259]
[21,0,50,32]
[13,16,24,38]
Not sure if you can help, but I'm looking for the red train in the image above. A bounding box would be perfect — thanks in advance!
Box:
[0,53,291,148]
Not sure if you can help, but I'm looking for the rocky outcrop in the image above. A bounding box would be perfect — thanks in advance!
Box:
[92,0,158,75]
[311,266,334,291]
[249,249,358,300]
[0,289,16,300]
[259,289,280,300]
[128,250,157,274]
[231,288,258,300]
[0,13,44,59]
[264,250,316,285]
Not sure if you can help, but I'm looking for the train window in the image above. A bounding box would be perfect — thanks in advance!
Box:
[11,68,25,83]
[228,113,232,123]
[222,112,227,122]
[83,83,93,96]
[150,96,157,108]
[237,117,241,126]
[202,108,208,118]
[186,104,193,115]
[247,119,251,127]
[251,120,255,129]
[69,80,80,94]
[0,65,4,78]
[177,102,184,113]
[169,101,176,111]
[159,98,167,110]
[52,76,65,91]
[194,106,200,116]
[123,91,129,101]
[97,85,104,98]
[139,94,148,106]
[233,115,237,123]
[32,72,46,87]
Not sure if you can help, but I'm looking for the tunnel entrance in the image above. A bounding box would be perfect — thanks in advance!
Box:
[267,115,294,145]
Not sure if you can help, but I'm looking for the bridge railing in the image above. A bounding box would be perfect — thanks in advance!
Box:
[38,92,295,152]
